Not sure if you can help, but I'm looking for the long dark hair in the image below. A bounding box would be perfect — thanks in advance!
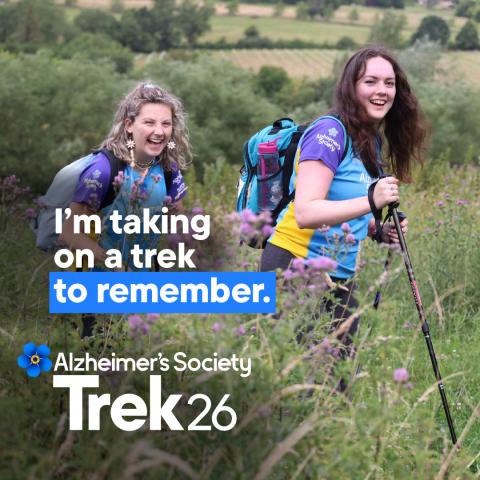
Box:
[332,46,427,182]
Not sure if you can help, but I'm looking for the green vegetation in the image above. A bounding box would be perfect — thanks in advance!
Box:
[367,11,407,48]
[1,153,480,478]
[455,20,480,50]
[411,14,451,46]
[201,15,372,44]
[1,4,480,476]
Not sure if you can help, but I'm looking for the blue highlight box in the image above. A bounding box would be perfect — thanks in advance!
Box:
[49,272,276,314]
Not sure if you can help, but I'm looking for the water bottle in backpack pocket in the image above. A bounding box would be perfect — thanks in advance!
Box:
[256,140,282,212]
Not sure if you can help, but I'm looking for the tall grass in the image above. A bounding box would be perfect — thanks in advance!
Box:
[0,161,479,479]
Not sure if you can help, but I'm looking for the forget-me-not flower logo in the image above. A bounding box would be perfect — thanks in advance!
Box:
[328,127,338,137]
[17,343,52,378]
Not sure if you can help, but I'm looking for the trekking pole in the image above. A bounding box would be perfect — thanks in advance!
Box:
[373,211,406,310]
[388,203,457,445]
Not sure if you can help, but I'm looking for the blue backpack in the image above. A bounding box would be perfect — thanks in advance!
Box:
[236,115,350,247]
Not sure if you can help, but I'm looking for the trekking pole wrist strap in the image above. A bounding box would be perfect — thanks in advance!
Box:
[368,180,384,243]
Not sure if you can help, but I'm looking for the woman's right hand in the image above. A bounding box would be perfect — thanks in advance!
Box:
[373,177,399,210]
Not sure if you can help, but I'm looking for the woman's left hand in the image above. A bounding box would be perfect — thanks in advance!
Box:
[382,218,408,243]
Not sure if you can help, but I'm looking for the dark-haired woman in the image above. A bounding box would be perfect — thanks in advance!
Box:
[260,47,427,386]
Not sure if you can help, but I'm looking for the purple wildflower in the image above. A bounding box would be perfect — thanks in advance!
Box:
[291,258,306,272]
[341,222,351,234]
[261,224,274,237]
[345,233,356,245]
[212,322,222,333]
[435,201,444,207]
[25,208,36,219]
[128,315,143,329]
[234,325,246,337]
[239,223,255,237]
[282,269,296,280]
[318,224,330,233]
[191,206,204,215]
[456,200,469,206]
[163,195,172,205]
[308,257,337,271]
[257,405,272,417]
[113,171,125,188]
[239,209,257,223]
[393,368,409,383]
[320,338,331,350]
[146,313,160,324]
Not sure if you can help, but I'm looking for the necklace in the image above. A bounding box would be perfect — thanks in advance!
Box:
[133,157,155,169]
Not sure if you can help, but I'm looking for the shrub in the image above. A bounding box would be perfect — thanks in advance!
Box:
[454,20,480,50]
[410,15,450,46]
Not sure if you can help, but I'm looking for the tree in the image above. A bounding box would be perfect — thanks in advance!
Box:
[4,0,68,46]
[397,39,442,82]
[365,0,404,8]
[255,66,291,99]
[348,7,359,22]
[116,9,156,52]
[0,51,128,192]
[455,0,476,18]
[411,15,450,46]
[244,25,260,38]
[226,0,239,16]
[305,0,340,19]
[273,0,285,17]
[368,12,406,49]
[57,32,134,73]
[176,0,213,46]
[115,0,213,51]
[111,0,124,14]
[455,20,479,50]
[0,4,18,43]
[296,1,309,20]
[74,9,118,38]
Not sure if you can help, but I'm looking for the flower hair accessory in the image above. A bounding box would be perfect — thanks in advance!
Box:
[167,140,176,150]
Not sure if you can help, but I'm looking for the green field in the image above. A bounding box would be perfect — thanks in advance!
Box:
[199,4,465,45]
[201,15,373,44]
[140,49,480,86]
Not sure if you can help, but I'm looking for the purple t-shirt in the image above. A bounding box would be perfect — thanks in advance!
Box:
[299,117,346,174]
[73,152,187,209]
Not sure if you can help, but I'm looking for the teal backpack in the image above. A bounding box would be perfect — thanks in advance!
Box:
[236,115,350,247]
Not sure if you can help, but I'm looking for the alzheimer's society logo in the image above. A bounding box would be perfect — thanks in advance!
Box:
[17,342,52,377]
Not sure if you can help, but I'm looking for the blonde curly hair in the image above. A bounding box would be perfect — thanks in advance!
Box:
[99,81,192,171]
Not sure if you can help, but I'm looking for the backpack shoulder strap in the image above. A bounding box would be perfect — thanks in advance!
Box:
[94,149,123,210]
[277,114,351,218]
[164,169,173,193]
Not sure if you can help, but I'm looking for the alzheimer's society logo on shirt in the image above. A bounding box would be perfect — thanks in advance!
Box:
[328,127,338,137]
[315,133,340,153]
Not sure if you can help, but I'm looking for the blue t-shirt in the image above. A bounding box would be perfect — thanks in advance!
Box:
[269,116,378,279]
[73,152,187,271]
